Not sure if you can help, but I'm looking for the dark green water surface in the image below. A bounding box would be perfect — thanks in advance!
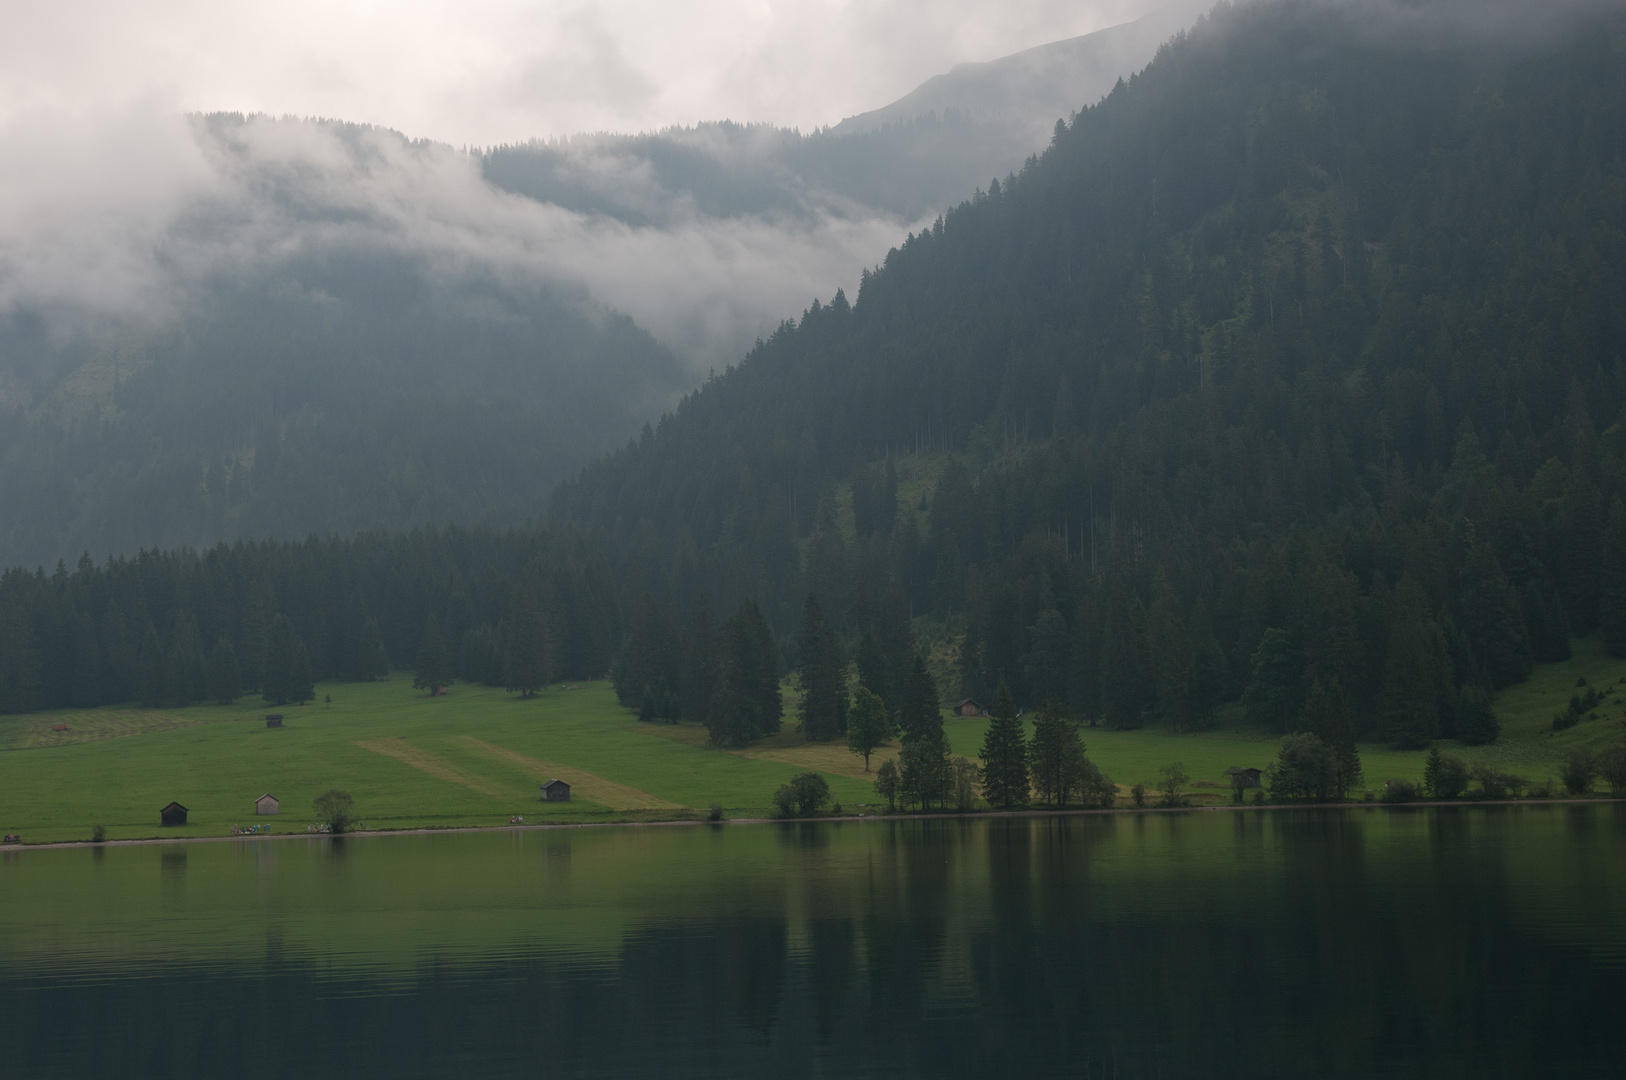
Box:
[2,806,1623,1079]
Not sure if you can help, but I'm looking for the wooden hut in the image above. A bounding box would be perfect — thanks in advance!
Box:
[160,802,189,827]
[1225,766,1263,790]
[265,714,283,728]
[955,698,982,717]
[540,779,571,802]
[255,793,280,815]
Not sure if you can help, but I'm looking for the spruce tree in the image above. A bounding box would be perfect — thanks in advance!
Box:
[1458,539,1532,688]
[1599,498,1626,658]
[71,613,101,709]
[413,614,451,695]
[356,616,390,680]
[855,629,891,713]
[680,596,719,728]
[897,658,948,808]
[137,624,166,708]
[207,638,241,705]
[1299,679,1362,798]
[795,594,847,740]
[980,680,1029,807]
[287,638,315,705]
[706,597,781,747]
[262,615,302,706]
[503,595,546,698]
[1029,699,1089,806]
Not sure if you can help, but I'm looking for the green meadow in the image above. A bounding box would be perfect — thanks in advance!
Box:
[0,639,1622,844]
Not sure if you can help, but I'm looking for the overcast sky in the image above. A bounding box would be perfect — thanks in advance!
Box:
[2,0,1169,146]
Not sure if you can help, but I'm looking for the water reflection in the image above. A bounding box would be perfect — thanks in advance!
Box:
[0,809,1622,1079]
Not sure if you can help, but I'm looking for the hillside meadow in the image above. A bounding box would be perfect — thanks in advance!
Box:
[0,639,1621,844]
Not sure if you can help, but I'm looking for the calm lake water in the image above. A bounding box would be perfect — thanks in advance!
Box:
[1,806,1623,1079]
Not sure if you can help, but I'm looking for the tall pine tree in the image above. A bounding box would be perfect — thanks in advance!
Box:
[795,594,847,740]
[980,680,1029,807]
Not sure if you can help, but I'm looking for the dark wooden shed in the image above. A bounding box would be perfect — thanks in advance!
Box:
[540,779,571,802]
[265,714,283,728]
[955,698,982,717]
[1225,766,1263,790]
[160,802,189,827]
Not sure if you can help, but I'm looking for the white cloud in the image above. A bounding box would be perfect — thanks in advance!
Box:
[0,1,1163,146]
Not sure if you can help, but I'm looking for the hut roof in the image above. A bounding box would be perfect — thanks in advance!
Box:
[161,801,189,813]
[541,778,569,790]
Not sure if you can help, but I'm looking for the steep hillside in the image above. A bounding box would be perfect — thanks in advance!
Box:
[557,0,1626,742]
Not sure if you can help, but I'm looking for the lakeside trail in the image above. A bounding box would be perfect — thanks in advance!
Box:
[3,797,1619,851]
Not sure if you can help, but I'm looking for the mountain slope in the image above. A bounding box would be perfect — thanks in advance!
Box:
[830,2,1205,141]
[555,0,1626,739]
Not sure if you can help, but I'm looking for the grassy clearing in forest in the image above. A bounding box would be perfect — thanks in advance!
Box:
[1,638,1620,844]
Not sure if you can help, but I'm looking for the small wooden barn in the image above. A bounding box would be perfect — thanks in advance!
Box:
[955,698,982,717]
[160,802,189,827]
[540,779,571,802]
[265,714,283,728]
[255,793,279,815]
[1225,766,1264,790]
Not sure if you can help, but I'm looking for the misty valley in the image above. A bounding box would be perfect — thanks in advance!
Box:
[3,1,1626,1077]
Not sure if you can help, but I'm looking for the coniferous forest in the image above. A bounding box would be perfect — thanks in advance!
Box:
[4,1,1626,756]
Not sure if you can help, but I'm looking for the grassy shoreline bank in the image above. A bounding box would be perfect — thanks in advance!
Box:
[0,637,1620,845]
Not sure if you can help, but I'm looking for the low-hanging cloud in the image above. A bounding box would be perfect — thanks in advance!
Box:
[0,106,927,384]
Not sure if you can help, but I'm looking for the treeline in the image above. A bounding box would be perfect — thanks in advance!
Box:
[556,0,1626,747]
[0,528,617,715]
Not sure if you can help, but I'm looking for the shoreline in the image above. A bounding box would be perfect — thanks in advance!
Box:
[4,795,1619,852]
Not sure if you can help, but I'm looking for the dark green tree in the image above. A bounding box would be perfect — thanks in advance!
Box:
[845,685,890,771]
[1268,732,1339,802]
[413,614,451,695]
[71,613,101,709]
[207,638,241,705]
[1457,538,1532,688]
[980,680,1029,807]
[707,597,781,747]
[314,789,355,833]
[503,593,547,698]
[1299,679,1362,799]
[1029,699,1091,807]
[795,594,847,740]
[136,624,165,708]
[1243,628,1301,733]
[1599,498,1626,658]
[855,629,891,713]
[1023,609,1070,706]
[1455,684,1501,746]
[873,759,901,810]
[263,615,314,706]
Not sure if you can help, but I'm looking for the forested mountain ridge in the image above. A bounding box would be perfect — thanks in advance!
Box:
[559,0,1626,744]
[4,0,1625,752]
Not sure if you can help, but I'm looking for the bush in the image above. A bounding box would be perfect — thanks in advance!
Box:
[707,803,724,822]
[775,772,831,818]
[91,825,106,843]
[1269,733,1339,801]
[1423,748,1470,799]
[1471,765,1525,800]
[1131,783,1146,807]
[950,756,980,812]
[1599,744,1626,797]
[1159,762,1190,807]
[1559,750,1597,795]
[1382,780,1420,803]
[873,760,900,811]
[313,789,356,833]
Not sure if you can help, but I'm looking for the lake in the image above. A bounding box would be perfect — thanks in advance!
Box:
[2,806,1623,1078]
